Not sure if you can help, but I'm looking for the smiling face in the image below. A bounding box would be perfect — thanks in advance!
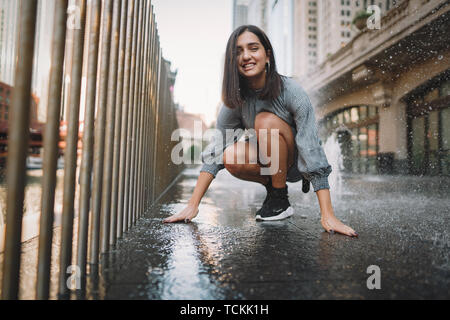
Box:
[236,31,270,89]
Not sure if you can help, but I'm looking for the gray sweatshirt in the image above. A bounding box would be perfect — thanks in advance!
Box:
[200,76,332,192]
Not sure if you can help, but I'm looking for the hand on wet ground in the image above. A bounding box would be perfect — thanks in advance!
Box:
[320,215,358,237]
[163,204,199,224]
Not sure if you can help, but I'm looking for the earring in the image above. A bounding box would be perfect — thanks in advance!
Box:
[266,61,270,73]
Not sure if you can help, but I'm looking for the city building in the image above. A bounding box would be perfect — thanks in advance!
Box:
[293,0,318,76]
[0,0,55,123]
[246,0,295,76]
[247,0,268,31]
[233,0,250,30]
[302,0,450,176]
[0,82,42,166]
[0,0,19,86]
[294,0,399,79]
[175,110,208,163]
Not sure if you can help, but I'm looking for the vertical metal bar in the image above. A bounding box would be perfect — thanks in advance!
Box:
[148,17,156,207]
[1,0,38,301]
[89,0,113,265]
[152,42,162,201]
[36,0,69,300]
[77,0,101,281]
[123,0,140,233]
[109,0,128,247]
[146,6,156,207]
[99,0,121,254]
[141,6,153,215]
[136,0,149,221]
[117,0,135,239]
[58,0,87,298]
[128,0,143,228]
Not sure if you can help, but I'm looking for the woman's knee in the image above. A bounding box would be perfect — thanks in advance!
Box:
[255,112,292,137]
[223,144,241,174]
[254,112,295,165]
[223,142,256,174]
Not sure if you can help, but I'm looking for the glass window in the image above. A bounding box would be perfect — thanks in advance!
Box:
[359,127,368,173]
[441,108,450,175]
[360,106,367,120]
[344,109,351,123]
[359,127,368,157]
[351,107,359,122]
[411,117,425,173]
[428,110,440,175]
[367,124,378,174]
[440,80,450,97]
[352,128,360,173]
[368,105,377,118]
[337,112,344,124]
[428,110,439,151]
[367,124,377,157]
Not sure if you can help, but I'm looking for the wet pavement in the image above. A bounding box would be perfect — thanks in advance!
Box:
[94,166,449,300]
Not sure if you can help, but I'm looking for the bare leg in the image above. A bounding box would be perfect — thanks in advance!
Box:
[254,112,295,188]
[223,112,295,186]
[223,141,269,185]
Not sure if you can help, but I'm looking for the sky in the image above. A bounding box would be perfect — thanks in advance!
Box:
[152,0,233,126]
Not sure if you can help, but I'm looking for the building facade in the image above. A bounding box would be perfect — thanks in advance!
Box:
[294,0,318,76]
[303,0,450,176]
[233,0,250,30]
[246,0,295,76]
[0,0,55,123]
[294,0,399,79]
[0,0,19,86]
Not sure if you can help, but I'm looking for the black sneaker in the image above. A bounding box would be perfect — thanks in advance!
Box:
[256,185,293,221]
[255,179,273,217]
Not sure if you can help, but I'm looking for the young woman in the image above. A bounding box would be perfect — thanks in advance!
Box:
[164,25,358,238]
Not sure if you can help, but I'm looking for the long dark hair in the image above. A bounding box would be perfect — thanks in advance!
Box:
[222,25,283,109]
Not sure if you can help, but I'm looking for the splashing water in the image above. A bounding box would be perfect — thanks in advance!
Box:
[323,133,344,194]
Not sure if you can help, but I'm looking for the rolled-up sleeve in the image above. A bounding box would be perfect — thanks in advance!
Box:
[285,82,332,192]
[200,104,244,178]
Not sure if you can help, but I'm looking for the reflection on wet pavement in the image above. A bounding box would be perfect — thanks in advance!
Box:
[1,166,448,299]
[97,166,449,300]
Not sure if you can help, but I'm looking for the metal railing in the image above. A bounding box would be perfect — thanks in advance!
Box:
[0,0,182,300]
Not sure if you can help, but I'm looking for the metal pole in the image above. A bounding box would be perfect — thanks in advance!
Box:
[36,0,69,300]
[109,0,128,247]
[99,0,121,255]
[152,43,162,201]
[89,0,113,265]
[123,0,140,233]
[129,0,144,228]
[142,6,153,215]
[1,0,38,300]
[144,6,155,213]
[117,0,135,239]
[135,0,149,221]
[58,0,87,298]
[148,17,156,208]
[77,0,101,282]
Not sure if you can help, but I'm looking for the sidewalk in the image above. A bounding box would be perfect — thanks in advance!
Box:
[98,166,450,299]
